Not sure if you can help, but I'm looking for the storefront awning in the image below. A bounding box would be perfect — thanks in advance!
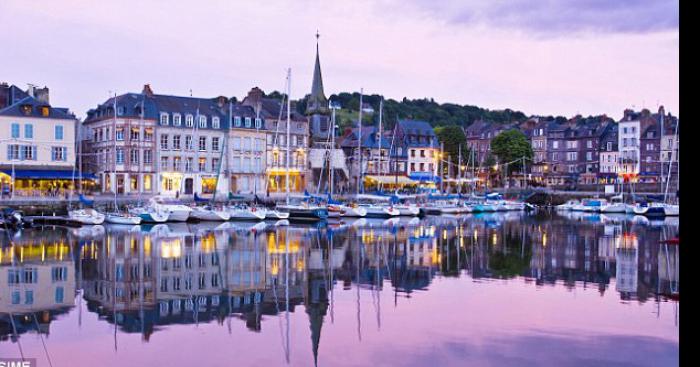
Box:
[0,169,97,180]
[409,172,441,183]
[364,175,417,185]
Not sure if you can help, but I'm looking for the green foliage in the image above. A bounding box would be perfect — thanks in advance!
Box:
[490,129,533,171]
[434,125,470,163]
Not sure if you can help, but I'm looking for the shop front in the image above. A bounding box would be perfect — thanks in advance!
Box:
[267,169,304,193]
[0,169,98,198]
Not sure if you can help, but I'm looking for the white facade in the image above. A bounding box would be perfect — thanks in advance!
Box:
[618,120,640,175]
[0,115,76,169]
[407,147,439,176]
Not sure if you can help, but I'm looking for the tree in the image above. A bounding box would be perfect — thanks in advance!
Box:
[434,125,470,164]
[490,129,533,171]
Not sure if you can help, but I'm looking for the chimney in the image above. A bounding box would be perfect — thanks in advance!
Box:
[142,84,154,97]
[35,86,50,104]
[216,95,228,108]
[247,87,264,104]
[658,105,665,116]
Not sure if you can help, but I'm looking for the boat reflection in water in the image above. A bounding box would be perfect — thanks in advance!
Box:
[0,211,679,366]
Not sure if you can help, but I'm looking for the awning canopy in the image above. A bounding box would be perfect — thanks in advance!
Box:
[409,172,441,183]
[364,175,417,185]
[0,169,97,180]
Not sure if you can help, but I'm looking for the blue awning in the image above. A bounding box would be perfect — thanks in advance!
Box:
[409,172,441,183]
[0,169,97,180]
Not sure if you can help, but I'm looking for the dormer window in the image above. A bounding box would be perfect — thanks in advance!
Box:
[255,118,261,129]
[199,115,207,128]
[173,113,182,126]
[117,106,125,116]
[234,116,241,127]
[160,113,169,125]
[185,114,194,127]
[21,105,31,115]
[41,106,50,117]
[245,117,251,128]
[212,117,220,129]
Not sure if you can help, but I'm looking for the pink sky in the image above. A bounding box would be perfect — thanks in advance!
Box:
[0,0,679,120]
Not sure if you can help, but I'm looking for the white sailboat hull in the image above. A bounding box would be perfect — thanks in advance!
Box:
[395,205,421,216]
[228,207,266,221]
[105,213,142,225]
[69,209,105,225]
[191,207,231,221]
[265,210,290,220]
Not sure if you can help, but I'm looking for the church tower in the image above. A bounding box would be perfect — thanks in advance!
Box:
[307,32,331,141]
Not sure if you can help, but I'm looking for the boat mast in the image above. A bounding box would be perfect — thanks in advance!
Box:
[664,118,679,203]
[113,93,118,211]
[285,68,291,205]
[356,89,364,196]
[458,144,462,195]
[377,99,383,192]
[330,101,336,196]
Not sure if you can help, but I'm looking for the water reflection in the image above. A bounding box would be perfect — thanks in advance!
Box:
[0,211,679,366]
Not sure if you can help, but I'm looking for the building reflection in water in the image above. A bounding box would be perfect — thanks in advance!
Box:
[0,212,679,364]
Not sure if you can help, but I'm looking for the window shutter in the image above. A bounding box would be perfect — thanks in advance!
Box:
[33,146,38,160]
[19,147,24,160]
[6,145,11,160]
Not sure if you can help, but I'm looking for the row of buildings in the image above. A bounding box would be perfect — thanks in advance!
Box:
[0,38,678,198]
[465,107,680,189]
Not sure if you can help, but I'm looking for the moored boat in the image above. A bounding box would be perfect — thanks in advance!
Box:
[105,212,142,225]
[227,205,266,221]
[130,206,169,223]
[190,206,231,221]
[68,208,106,225]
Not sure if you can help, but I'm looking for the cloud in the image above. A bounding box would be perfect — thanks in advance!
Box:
[400,0,679,37]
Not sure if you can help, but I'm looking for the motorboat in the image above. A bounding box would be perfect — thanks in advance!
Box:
[359,203,400,218]
[264,209,290,220]
[68,208,105,225]
[394,204,421,216]
[190,206,231,221]
[276,203,328,222]
[556,200,579,211]
[227,204,266,221]
[662,203,679,216]
[339,204,368,218]
[105,212,142,225]
[600,195,628,214]
[632,202,666,217]
[573,198,606,212]
[148,197,192,222]
[130,205,169,223]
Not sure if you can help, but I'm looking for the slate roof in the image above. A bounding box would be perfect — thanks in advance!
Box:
[0,95,75,120]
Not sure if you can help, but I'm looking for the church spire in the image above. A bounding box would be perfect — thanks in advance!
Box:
[306,31,329,116]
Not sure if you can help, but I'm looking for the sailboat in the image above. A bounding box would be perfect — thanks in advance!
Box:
[189,104,230,222]
[275,68,328,222]
[104,93,141,225]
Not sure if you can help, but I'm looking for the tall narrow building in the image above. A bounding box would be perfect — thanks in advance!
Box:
[306,33,330,142]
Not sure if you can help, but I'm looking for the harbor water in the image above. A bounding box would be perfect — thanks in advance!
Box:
[0,211,679,366]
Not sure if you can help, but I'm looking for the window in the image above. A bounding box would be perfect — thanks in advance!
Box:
[232,156,241,171]
[212,117,220,129]
[199,157,207,172]
[173,135,181,150]
[144,150,153,164]
[144,128,153,141]
[234,116,241,127]
[161,134,168,149]
[586,152,593,161]
[199,115,207,128]
[130,128,140,141]
[623,138,628,147]
[185,114,194,127]
[255,118,262,128]
[116,148,124,164]
[232,137,241,150]
[116,127,124,141]
[243,158,251,172]
[587,140,592,149]
[411,149,416,157]
[185,135,193,150]
[24,124,33,139]
[21,146,36,160]
[623,127,628,134]
[12,291,20,304]
[607,142,612,151]
[199,136,207,151]
[567,152,578,161]
[160,113,169,125]
[52,147,67,161]
[185,157,193,172]
[420,150,425,158]
[243,137,252,151]
[7,144,20,160]
[161,157,169,170]
[245,117,252,127]
[130,149,139,164]
[173,156,182,171]
[25,290,33,305]
[173,113,182,126]
[552,141,559,149]
[55,125,64,140]
[10,123,20,138]
[212,137,220,151]
[212,158,219,171]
